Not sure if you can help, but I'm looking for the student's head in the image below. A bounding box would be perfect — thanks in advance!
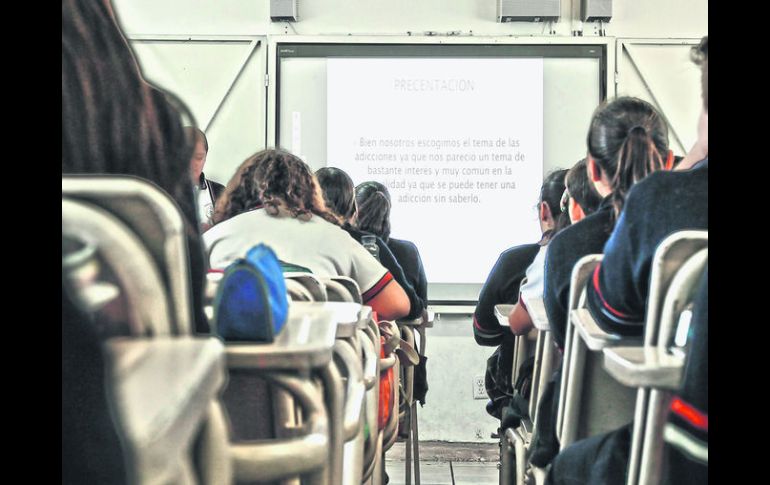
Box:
[214,149,338,225]
[586,96,669,223]
[692,36,708,112]
[562,158,603,224]
[62,0,198,232]
[316,167,357,222]
[355,181,392,241]
[186,127,208,184]
[538,169,569,236]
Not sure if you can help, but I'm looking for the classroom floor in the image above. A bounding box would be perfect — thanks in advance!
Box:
[384,442,499,485]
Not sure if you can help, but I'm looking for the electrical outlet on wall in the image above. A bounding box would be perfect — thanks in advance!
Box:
[473,375,487,399]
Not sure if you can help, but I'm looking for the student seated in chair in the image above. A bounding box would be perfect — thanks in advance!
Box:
[507,158,603,335]
[472,169,566,421]
[354,181,428,315]
[585,37,708,339]
[316,166,425,320]
[205,149,411,321]
[62,0,210,334]
[186,127,225,232]
[546,35,709,485]
[530,96,673,470]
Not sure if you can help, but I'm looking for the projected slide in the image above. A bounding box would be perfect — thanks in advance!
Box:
[327,58,543,283]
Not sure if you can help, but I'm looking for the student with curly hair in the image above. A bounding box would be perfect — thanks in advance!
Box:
[205,149,411,321]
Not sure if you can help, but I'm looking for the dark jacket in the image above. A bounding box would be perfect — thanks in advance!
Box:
[473,243,540,346]
[343,225,425,320]
[586,160,708,336]
[544,197,614,349]
[387,238,429,315]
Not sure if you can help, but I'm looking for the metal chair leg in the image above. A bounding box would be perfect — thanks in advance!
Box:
[411,401,421,485]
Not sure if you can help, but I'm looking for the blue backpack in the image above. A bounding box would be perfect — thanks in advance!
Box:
[214,244,289,342]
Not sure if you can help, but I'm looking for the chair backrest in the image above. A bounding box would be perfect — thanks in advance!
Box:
[634,247,708,485]
[326,276,363,304]
[62,197,172,336]
[557,254,602,442]
[284,272,328,302]
[323,278,357,302]
[643,231,708,347]
[63,175,194,334]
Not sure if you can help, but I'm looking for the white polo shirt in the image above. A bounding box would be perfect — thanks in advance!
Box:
[519,244,547,308]
[203,208,393,301]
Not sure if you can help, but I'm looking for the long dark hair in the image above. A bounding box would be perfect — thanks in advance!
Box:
[316,167,357,221]
[62,0,210,333]
[541,169,570,238]
[355,181,392,241]
[62,0,197,226]
[214,149,340,225]
[587,96,669,225]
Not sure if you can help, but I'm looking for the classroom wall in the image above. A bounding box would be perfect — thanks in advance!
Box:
[112,0,707,442]
[115,0,706,39]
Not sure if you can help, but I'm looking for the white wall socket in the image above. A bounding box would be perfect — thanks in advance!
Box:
[473,375,487,399]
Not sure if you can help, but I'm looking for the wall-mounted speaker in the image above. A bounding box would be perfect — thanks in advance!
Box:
[270,0,298,22]
[497,0,560,22]
[582,0,612,22]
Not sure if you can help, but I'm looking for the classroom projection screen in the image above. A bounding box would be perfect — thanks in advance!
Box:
[276,44,606,302]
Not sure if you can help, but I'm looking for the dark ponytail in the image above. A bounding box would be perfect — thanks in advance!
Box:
[587,97,668,226]
[355,181,392,241]
[540,169,569,240]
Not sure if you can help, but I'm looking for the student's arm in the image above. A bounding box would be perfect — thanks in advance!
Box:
[364,277,410,321]
[376,237,424,319]
[508,299,534,335]
[586,194,649,336]
[473,253,509,346]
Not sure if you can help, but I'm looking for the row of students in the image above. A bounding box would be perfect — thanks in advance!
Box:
[554,37,708,485]
[203,150,427,322]
[472,36,708,484]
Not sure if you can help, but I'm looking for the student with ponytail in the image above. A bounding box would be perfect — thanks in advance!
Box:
[543,96,672,349]
[205,150,411,321]
[547,36,708,485]
[355,181,428,314]
[316,167,425,320]
[529,97,671,470]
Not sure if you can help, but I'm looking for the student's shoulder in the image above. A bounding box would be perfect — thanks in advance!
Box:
[550,208,611,251]
[389,237,420,254]
[628,166,708,208]
[500,242,540,257]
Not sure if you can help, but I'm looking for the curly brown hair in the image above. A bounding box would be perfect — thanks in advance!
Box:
[213,149,340,225]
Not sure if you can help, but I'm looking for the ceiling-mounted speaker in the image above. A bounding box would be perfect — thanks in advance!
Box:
[582,0,612,22]
[497,0,560,22]
[271,0,298,22]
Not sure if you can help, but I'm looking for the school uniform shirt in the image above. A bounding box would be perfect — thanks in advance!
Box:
[544,198,614,349]
[343,224,425,320]
[474,243,540,346]
[586,159,708,336]
[204,209,394,303]
[519,244,548,312]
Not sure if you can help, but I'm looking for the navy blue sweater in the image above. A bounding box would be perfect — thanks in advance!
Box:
[545,198,615,349]
[474,243,540,346]
[586,160,708,335]
[387,238,429,314]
